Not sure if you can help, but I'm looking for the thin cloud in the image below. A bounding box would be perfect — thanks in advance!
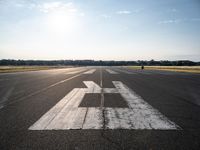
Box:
[38,2,77,13]
[15,3,24,7]
[158,19,181,24]
[116,10,131,14]
[158,18,200,24]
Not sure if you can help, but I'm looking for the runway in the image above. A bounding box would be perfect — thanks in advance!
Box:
[0,66,200,149]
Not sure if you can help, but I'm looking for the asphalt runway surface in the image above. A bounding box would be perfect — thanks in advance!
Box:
[0,67,200,150]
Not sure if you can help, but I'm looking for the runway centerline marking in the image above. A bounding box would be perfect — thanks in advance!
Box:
[29,81,180,130]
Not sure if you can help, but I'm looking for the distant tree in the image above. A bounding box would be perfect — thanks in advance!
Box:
[0,59,199,66]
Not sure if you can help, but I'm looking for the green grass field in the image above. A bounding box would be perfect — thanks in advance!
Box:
[127,66,200,73]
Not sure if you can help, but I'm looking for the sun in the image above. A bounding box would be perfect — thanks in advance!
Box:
[46,10,76,33]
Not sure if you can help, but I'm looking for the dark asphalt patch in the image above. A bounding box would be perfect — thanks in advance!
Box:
[79,93,128,108]
[104,93,128,108]
[79,94,101,107]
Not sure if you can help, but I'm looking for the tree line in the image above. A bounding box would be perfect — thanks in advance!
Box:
[0,59,199,66]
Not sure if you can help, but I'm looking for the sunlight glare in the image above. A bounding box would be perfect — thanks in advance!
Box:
[46,10,76,33]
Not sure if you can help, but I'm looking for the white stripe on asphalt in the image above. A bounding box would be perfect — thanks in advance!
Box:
[115,69,136,74]
[29,81,180,130]
[83,108,102,129]
[65,70,85,74]
[1,71,86,110]
[106,69,119,74]
[83,69,96,74]
[108,81,178,129]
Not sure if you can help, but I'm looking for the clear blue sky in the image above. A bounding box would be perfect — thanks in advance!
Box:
[0,0,200,61]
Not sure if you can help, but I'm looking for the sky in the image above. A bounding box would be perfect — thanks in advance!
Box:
[0,0,200,61]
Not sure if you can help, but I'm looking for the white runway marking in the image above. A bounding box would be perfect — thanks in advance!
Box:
[65,70,84,74]
[106,69,119,74]
[0,86,15,105]
[83,69,96,74]
[1,72,85,110]
[115,69,136,74]
[29,81,180,130]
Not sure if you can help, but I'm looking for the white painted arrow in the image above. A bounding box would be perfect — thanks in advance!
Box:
[29,81,180,130]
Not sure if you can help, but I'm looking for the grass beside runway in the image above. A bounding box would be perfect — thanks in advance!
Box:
[127,66,200,73]
[0,66,70,73]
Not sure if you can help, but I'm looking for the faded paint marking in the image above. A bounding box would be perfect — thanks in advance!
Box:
[106,69,119,74]
[29,81,180,130]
